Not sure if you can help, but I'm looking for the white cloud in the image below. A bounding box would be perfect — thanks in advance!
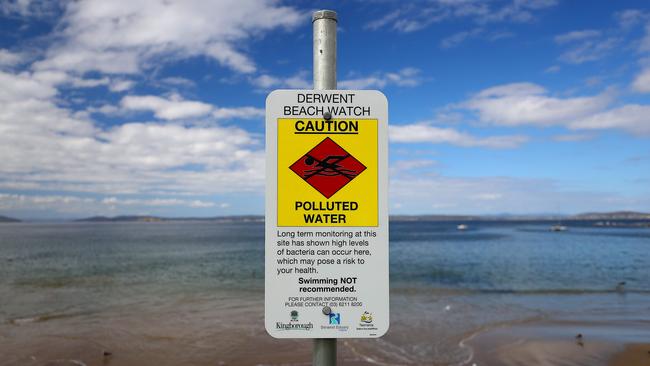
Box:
[440,28,483,48]
[212,106,264,120]
[640,23,650,52]
[0,49,23,67]
[121,94,213,120]
[339,68,422,89]
[205,42,256,74]
[33,0,303,75]
[473,193,503,201]
[454,82,650,136]
[0,0,60,17]
[545,65,561,73]
[365,10,402,31]
[252,68,423,90]
[559,37,618,64]
[365,0,557,33]
[554,30,601,44]
[160,77,196,88]
[0,194,94,207]
[482,0,558,23]
[0,70,265,205]
[0,71,58,100]
[251,72,311,90]
[464,82,611,126]
[20,69,134,93]
[69,77,110,88]
[101,197,215,208]
[628,16,650,93]
[109,79,135,92]
[390,123,528,149]
[390,174,650,215]
[569,104,650,135]
[0,194,220,215]
[615,9,648,29]
[120,93,264,121]
[552,133,595,142]
[632,66,650,93]
[390,159,437,175]
[553,28,620,64]
[86,104,120,116]
[439,28,514,49]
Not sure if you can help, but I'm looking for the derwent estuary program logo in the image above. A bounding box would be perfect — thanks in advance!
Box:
[329,312,341,325]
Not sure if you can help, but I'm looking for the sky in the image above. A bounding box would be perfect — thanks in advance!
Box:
[0,0,649,219]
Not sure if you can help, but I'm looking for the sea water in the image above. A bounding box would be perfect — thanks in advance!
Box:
[0,221,648,365]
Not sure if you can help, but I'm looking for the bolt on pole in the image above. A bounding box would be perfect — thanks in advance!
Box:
[312,8,338,366]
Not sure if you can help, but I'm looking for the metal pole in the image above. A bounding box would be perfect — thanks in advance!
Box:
[312,9,337,366]
[313,338,337,366]
[313,10,337,90]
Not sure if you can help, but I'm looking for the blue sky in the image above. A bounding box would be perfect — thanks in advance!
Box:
[0,0,649,219]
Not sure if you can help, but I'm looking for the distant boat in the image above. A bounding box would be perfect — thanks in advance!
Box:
[457,224,468,231]
[550,224,567,232]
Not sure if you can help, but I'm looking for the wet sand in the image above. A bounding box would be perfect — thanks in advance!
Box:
[0,291,376,366]
[3,291,650,366]
[467,319,650,366]
[3,317,649,366]
[608,344,650,366]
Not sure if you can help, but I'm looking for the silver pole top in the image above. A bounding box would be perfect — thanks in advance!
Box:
[312,10,337,23]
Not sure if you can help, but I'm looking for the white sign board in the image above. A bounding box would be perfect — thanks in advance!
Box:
[265,89,389,338]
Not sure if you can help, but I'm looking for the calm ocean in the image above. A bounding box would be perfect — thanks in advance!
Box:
[1,221,649,365]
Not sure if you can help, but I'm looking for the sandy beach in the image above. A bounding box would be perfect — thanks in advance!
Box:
[608,344,650,366]
[3,291,649,366]
[467,319,650,366]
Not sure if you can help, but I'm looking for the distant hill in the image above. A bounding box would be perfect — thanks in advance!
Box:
[77,215,165,222]
[74,212,650,224]
[1,212,646,224]
[390,215,482,222]
[571,211,650,220]
[390,212,650,222]
[0,215,20,223]
[76,215,264,223]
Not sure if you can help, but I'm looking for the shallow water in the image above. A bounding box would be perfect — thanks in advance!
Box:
[0,221,648,365]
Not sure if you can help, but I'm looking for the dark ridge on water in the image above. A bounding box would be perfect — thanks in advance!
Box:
[0,215,20,223]
[70,211,650,224]
[573,211,650,220]
[392,211,650,222]
[75,215,264,223]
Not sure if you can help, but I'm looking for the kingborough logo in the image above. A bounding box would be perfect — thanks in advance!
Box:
[276,310,313,331]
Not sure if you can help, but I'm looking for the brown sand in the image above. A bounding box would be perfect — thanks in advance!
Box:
[608,344,650,366]
[467,320,650,366]
[3,290,649,366]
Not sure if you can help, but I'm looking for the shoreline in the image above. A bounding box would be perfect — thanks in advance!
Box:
[2,292,650,365]
[465,318,650,366]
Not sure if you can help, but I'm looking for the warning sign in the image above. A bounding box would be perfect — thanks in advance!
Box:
[265,90,389,339]
[278,118,377,227]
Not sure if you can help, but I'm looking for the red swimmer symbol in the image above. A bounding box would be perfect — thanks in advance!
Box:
[289,137,366,198]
